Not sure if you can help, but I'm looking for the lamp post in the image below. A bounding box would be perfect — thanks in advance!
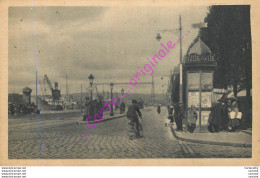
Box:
[120,88,125,114]
[156,15,183,104]
[121,88,124,98]
[88,74,94,100]
[110,82,114,116]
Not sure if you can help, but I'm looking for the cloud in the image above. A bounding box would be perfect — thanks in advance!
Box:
[8,6,208,94]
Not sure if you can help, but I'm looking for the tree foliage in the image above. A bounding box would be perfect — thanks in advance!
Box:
[199,5,252,97]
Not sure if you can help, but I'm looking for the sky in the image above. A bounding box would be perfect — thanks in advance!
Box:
[8,6,209,96]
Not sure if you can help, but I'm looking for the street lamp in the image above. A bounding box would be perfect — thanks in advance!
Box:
[110,82,114,116]
[88,74,94,100]
[155,15,183,104]
[120,88,125,114]
[121,88,124,96]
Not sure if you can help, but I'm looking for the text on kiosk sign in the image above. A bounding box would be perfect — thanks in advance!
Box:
[187,53,215,63]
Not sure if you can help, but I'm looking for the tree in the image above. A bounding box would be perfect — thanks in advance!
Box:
[199,5,252,119]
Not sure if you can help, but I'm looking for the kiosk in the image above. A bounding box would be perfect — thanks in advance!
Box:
[183,36,217,130]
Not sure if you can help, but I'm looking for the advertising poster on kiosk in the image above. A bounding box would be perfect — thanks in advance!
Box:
[188,92,199,107]
[201,92,211,108]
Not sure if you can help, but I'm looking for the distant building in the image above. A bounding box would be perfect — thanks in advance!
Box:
[22,87,32,104]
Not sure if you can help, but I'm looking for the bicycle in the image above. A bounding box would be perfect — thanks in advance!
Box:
[127,117,143,139]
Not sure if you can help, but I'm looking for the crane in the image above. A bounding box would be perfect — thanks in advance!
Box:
[43,74,61,100]
[44,74,53,93]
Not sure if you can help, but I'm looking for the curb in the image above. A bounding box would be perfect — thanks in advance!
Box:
[170,125,252,148]
[240,130,252,135]
[23,121,79,131]
[77,114,126,124]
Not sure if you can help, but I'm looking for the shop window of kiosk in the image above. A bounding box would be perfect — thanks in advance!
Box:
[187,71,213,127]
[188,92,199,107]
[187,72,200,90]
[201,72,213,90]
[201,92,211,108]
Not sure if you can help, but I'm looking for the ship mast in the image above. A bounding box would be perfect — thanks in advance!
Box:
[66,75,69,101]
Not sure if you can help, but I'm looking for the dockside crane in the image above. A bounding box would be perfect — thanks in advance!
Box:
[44,75,53,92]
[44,74,61,101]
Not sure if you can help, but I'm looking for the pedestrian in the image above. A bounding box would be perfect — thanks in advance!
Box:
[123,102,126,113]
[174,103,183,131]
[93,99,98,115]
[228,100,242,132]
[208,102,220,133]
[97,96,104,112]
[167,105,170,113]
[187,105,197,133]
[168,105,174,125]
[83,97,91,121]
[126,99,143,138]
[220,100,229,131]
[120,102,125,114]
[115,99,119,111]
[157,104,161,114]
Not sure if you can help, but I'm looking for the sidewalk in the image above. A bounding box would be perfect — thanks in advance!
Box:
[171,123,252,147]
[77,110,126,124]
[9,110,126,130]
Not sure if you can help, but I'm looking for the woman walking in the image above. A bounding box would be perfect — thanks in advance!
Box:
[228,100,242,132]
[187,105,198,133]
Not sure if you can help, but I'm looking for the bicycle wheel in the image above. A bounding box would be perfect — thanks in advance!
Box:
[139,123,143,137]
[127,122,135,138]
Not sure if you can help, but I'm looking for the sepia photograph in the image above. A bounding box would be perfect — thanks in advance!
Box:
[1,0,258,166]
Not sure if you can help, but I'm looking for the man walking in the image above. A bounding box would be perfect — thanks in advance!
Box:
[157,104,161,114]
[168,105,174,125]
[187,105,197,133]
[83,97,91,121]
[127,99,143,138]
[174,103,183,131]
[120,102,125,114]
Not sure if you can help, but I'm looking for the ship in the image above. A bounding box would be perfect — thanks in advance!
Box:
[39,74,77,111]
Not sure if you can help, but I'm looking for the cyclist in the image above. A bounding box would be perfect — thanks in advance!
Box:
[127,99,143,138]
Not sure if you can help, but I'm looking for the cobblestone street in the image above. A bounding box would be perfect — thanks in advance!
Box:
[8,107,251,159]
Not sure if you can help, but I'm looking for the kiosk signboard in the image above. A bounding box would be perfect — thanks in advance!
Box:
[187,53,215,64]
